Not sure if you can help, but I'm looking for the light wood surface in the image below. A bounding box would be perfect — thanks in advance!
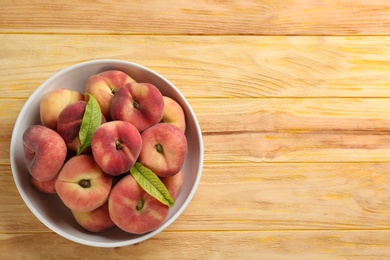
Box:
[2,1,390,259]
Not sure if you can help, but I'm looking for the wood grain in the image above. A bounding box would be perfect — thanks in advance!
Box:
[2,231,390,260]
[3,35,390,99]
[194,98,390,134]
[3,1,390,258]
[2,0,390,35]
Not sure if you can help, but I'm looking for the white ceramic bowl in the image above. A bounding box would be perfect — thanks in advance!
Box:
[10,59,203,247]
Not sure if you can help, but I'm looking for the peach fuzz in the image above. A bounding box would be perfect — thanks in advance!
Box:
[161,96,186,133]
[138,123,187,177]
[55,155,112,212]
[84,70,135,120]
[23,125,67,181]
[108,174,169,234]
[72,202,115,233]
[40,88,84,131]
[91,121,142,176]
[110,82,164,132]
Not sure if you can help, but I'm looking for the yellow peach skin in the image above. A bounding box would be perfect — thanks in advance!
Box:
[84,70,135,120]
[72,202,115,233]
[40,88,84,131]
[162,96,186,133]
[160,170,184,201]
[55,155,112,212]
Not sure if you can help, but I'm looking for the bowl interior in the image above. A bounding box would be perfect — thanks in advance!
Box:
[10,59,203,247]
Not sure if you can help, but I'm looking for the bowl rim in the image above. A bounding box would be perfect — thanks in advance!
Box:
[10,59,204,247]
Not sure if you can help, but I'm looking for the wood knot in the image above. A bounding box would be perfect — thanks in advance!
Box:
[353,174,390,213]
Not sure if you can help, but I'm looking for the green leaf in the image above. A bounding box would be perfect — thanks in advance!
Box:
[77,94,102,155]
[130,162,175,207]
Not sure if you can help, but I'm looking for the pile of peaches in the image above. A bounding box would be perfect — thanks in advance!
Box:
[22,70,188,234]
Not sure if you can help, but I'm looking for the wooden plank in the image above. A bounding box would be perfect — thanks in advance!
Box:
[204,132,390,163]
[2,230,390,259]
[187,163,390,230]
[0,165,47,233]
[0,99,24,165]
[197,98,390,163]
[197,99,390,162]
[3,35,390,98]
[192,98,390,133]
[4,163,390,233]
[1,1,390,35]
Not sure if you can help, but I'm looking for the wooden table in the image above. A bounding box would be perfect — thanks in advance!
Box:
[3,1,390,259]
